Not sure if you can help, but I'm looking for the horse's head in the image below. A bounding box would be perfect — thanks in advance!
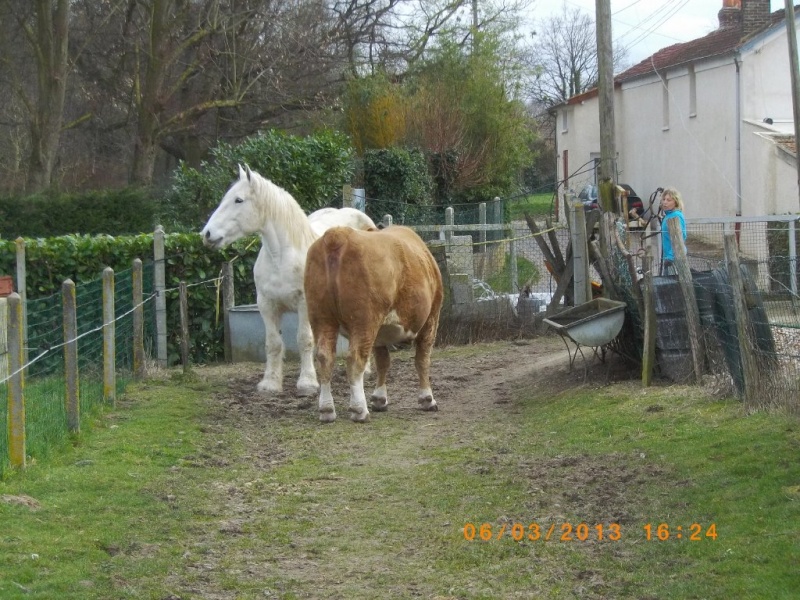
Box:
[201,164,263,249]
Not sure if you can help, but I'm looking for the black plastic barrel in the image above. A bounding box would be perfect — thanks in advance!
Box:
[653,275,693,382]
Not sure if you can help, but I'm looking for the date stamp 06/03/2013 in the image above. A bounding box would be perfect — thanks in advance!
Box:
[462,522,718,543]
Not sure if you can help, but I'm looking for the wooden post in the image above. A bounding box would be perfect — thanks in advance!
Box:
[571,202,591,304]
[102,267,116,406]
[724,233,760,404]
[179,281,190,373]
[6,292,26,468]
[640,251,656,386]
[668,218,705,382]
[784,0,800,211]
[14,237,28,367]
[62,279,79,433]
[222,262,235,363]
[545,217,566,272]
[595,0,617,213]
[132,259,145,379]
[509,236,518,293]
[342,184,353,208]
[154,225,168,367]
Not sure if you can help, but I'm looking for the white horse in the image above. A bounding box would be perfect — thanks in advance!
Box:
[201,165,376,396]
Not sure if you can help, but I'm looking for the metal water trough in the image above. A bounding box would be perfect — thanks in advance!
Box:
[543,298,627,378]
[543,298,627,347]
[228,304,348,362]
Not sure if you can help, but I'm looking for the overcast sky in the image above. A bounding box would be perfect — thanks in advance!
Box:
[523,0,784,65]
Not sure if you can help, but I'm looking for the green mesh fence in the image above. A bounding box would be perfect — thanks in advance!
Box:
[0,262,154,477]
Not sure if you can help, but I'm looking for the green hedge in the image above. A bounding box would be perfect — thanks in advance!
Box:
[363,147,434,225]
[164,129,355,230]
[0,232,259,366]
[0,188,161,238]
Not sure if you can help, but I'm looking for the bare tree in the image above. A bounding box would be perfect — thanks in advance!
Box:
[0,0,71,192]
[525,2,627,110]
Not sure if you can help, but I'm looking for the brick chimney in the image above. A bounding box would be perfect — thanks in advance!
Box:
[718,0,741,29]
[741,0,771,36]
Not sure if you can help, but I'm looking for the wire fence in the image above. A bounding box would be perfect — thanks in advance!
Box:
[0,262,156,476]
[378,196,799,408]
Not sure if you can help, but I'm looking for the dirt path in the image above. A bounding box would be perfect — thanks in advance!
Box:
[164,335,646,599]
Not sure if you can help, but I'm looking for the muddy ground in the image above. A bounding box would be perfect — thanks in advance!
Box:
[159,335,669,599]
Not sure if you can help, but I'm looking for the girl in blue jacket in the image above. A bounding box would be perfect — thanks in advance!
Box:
[660,187,686,275]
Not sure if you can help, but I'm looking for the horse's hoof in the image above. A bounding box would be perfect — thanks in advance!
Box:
[349,408,370,423]
[370,397,389,412]
[297,383,319,397]
[319,410,337,423]
[257,380,281,394]
[418,398,438,412]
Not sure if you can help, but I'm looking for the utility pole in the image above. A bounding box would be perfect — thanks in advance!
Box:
[595,0,617,213]
[785,0,800,209]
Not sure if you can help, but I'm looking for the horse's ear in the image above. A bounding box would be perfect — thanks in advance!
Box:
[245,165,253,181]
[238,164,247,181]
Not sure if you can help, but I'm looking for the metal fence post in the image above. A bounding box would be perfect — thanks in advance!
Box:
[154,225,167,367]
[14,237,27,367]
[445,207,454,246]
[103,267,116,405]
[789,218,798,297]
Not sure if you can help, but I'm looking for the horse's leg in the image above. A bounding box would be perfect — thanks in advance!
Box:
[257,300,284,394]
[295,300,319,397]
[370,345,390,412]
[347,334,375,423]
[315,325,339,423]
[414,312,440,412]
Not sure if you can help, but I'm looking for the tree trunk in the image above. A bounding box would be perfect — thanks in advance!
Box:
[129,0,170,186]
[25,0,70,192]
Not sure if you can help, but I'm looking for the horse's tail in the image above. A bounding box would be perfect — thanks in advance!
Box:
[321,226,349,274]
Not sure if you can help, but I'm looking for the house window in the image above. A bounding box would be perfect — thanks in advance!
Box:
[561,108,569,133]
[689,65,697,118]
[662,77,669,131]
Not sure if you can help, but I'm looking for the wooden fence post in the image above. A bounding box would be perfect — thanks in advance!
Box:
[14,237,28,367]
[179,281,190,373]
[641,251,656,386]
[102,267,116,406]
[222,262,235,363]
[63,279,80,433]
[132,259,145,379]
[668,218,705,382]
[6,292,26,468]
[724,232,760,404]
[154,225,167,367]
[570,202,591,304]
[510,236,518,293]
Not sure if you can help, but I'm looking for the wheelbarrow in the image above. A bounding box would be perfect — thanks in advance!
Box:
[543,298,627,380]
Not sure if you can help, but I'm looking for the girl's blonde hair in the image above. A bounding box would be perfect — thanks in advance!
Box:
[662,187,685,211]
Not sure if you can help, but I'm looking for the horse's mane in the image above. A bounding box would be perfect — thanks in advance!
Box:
[249,171,316,249]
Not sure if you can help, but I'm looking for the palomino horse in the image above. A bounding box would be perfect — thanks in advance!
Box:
[304,225,443,422]
[201,165,376,396]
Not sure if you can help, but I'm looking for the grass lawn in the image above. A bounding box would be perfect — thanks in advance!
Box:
[508,192,556,221]
[1,344,798,599]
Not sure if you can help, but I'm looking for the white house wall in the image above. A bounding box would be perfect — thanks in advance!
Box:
[555,20,800,224]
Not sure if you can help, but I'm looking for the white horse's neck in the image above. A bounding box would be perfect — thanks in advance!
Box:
[251,173,316,255]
